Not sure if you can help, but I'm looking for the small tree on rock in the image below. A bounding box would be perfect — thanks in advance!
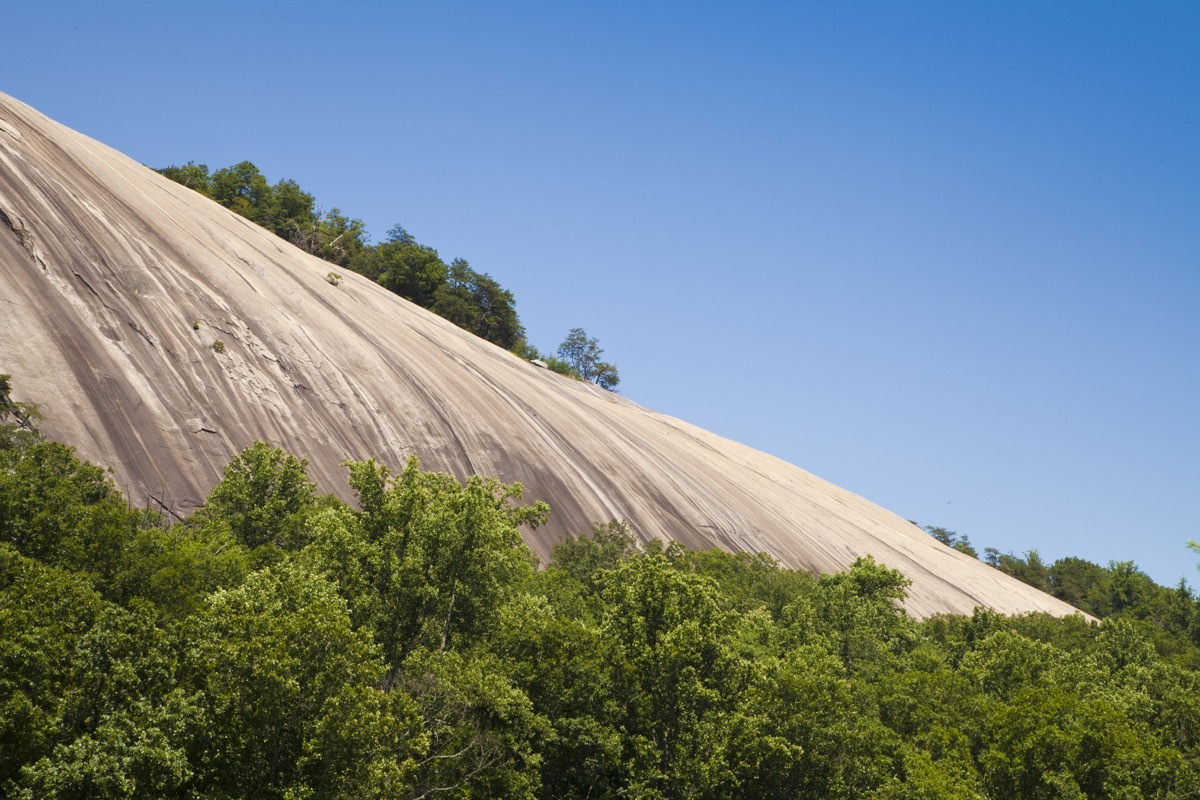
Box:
[558,328,620,390]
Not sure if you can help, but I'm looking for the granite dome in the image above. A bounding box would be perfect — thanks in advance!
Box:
[0,92,1081,619]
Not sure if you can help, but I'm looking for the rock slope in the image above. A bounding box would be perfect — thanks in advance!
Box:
[0,92,1081,618]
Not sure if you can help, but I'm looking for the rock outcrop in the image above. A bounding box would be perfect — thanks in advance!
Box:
[0,91,1082,618]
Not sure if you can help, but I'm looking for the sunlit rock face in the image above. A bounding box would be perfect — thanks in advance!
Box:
[0,92,1081,619]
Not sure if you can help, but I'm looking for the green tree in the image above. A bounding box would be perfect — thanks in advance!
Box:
[14,603,201,800]
[196,441,316,552]
[598,553,789,796]
[671,546,814,619]
[349,237,447,307]
[0,545,105,786]
[593,361,620,391]
[1046,556,1106,611]
[0,374,39,429]
[763,645,897,797]
[797,556,916,674]
[266,177,318,243]
[211,160,272,223]
[184,562,418,799]
[312,207,368,266]
[1091,560,1157,618]
[549,519,641,594]
[385,223,416,245]
[925,526,977,558]
[311,455,548,666]
[0,438,149,588]
[977,685,1182,798]
[113,521,250,618]
[990,549,1051,593]
[432,258,525,349]
[155,161,213,197]
[397,648,547,800]
[558,328,620,390]
[13,705,197,800]
[0,374,41,454]
[958,629,1061,701]
[490,591,626,798]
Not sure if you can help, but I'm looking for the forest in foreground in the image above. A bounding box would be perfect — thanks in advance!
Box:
[2,382,1200,799]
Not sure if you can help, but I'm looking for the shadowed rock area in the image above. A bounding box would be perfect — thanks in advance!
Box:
[0,92,1081,618]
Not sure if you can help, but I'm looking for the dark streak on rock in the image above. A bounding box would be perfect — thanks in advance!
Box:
[73,272,101,298]
[128,320,156,347]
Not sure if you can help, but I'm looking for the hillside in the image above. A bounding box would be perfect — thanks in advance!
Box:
[0,91,1080,618]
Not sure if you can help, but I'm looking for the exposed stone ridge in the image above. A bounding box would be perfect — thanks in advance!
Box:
[0,91,1084,619]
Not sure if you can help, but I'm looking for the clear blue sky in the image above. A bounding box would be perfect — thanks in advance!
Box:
[6,2,1198,586]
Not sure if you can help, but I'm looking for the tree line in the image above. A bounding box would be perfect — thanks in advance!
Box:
[923,524,1200,657]
[155,162,618,390]
[2,383,1200,798]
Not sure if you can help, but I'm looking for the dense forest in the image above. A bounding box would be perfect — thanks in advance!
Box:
[154,161,618,390]
[3,380,1200,799]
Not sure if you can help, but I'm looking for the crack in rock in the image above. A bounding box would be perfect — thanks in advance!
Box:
[0,206,47,269]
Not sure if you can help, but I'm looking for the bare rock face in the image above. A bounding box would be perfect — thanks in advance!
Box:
[0,92,1081,618]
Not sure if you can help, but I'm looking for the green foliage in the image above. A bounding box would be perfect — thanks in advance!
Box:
[349,235,448,307]
[797,556,916,674]
[925,526,978,558]
[303,455,547,667]
[994,548,1051,592]
[198,441,316,551]
[598,552,771,796]
[671,546,815,619]
[0,545,104,784]
[0,374,40,431]
[977,683,1181,798]
[211,160,272,219]
[431,258,525,349]
[0,373,41,452]
[5,423,1200,798]
[14,602,201,800]
[160,160,368,267]
[184,562,407,798]
[1046,555,1107,608]
[309,207,369,267]
[549,519,641,592]
[156,161,212,196]
[558,327,601,379]
[398,647,547,799]
[558,327,621,390]
[13,701,197,800]
[159,160,617,381]
[520,346,584,379]
[112,522,250,618]
[385,223,415,245]
[0,438,151,589]
[981,545,1200,661]
[267,177,317,241]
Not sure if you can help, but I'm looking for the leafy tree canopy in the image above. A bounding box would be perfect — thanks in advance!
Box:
[4,382,1199,798]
